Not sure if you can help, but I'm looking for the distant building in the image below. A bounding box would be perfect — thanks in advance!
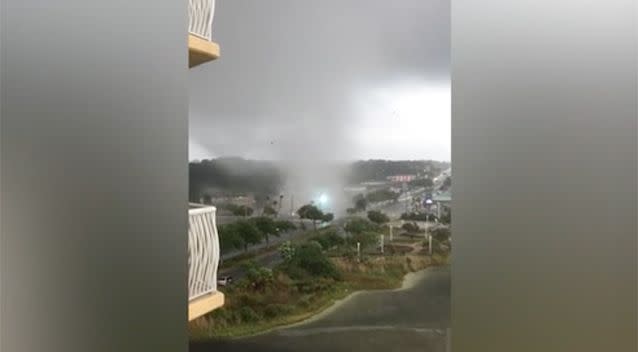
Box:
[387,175,417,183]
[361,181,388,186]
[344,186,367,193]
[205,195,255,207]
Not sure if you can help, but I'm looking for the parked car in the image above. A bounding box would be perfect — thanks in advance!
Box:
[217,276,233,286]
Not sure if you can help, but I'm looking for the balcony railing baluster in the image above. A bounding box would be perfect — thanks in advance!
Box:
[188,204,220,301]
[188,0,215,41]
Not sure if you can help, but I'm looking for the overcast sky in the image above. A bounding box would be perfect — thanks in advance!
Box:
[189,0,450,162]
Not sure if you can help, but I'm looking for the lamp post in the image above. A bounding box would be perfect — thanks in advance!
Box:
[389,225,393,242]
[429,234,433,256]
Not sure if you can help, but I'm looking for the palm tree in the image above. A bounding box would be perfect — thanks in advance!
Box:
[278,194,284,214]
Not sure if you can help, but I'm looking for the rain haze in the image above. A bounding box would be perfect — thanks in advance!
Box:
[189,0,450,213]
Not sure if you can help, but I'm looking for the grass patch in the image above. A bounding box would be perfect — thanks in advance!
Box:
[189,252,445,340]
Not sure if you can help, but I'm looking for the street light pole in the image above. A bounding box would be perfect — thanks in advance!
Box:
[429,234,433,256]
[389,225,393,242]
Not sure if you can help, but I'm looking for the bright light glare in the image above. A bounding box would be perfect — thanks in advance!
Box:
[318,193,328,205]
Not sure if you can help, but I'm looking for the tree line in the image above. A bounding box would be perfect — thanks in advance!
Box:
[218,217,297,253]
[189,157,448,204]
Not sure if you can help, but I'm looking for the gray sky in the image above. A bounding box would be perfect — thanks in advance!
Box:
[189,0,450,162]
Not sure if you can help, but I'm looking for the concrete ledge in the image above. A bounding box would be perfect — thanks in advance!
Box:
[189,291,225,321]
[188,34,220,68]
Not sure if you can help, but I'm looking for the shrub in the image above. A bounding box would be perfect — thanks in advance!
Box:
[298,295,313,308]
[402,222,421,234]
[242,261,274,291]
[275,220,296,232]
[238,307,260,323]
[347,231,379,249]
[367,210,390,225]
[429,226,451,242]
[344,217,378,235]
[400,212,435,222]
[280,261,309,280]
[295,278,334,293]
[263,304,294,319]
[311,230,345,250]
[288,243,340,280]
[279,241,296,263]
[236,292,263,307]
[233,205,254,217]
[440,209,451,224]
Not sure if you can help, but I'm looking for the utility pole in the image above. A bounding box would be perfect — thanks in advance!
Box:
[429,234,433,256]
[356,242,361,263]
[379,234,384,254]
[389,225,393,242]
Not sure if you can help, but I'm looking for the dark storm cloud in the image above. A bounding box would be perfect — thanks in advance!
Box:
[189,0,450,162]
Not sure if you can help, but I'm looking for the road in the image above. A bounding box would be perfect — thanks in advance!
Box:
[219,249,283,282]
[191,265,451,352]
[220,219,314,261]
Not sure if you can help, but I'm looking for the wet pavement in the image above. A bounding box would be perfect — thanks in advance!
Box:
[190,266,450,352]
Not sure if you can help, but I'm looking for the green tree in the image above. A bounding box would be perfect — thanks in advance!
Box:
[349,231,378,249]
[402,222,421,236]
[367,210,389,225]
[323,212,334,223]
[288,242,340,279]
[251,216,279,245]
[441,176,451,189]
[218,223,244,253]
[235,220,262,251]
[400,212,434,221]
[311,230,345,250]
[429,226,451,242]
[274,220,296,232]
[233,205,254,217]
[344,217,377,235]
[297,203,325,230]
[242,261,274,292]
[263,205,277,217]
[353,195,368,211]
[440,209,451,224]
[278,194,284,214]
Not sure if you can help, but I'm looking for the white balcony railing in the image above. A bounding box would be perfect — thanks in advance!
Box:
[188,203,220,301]
[188,0,216,41]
